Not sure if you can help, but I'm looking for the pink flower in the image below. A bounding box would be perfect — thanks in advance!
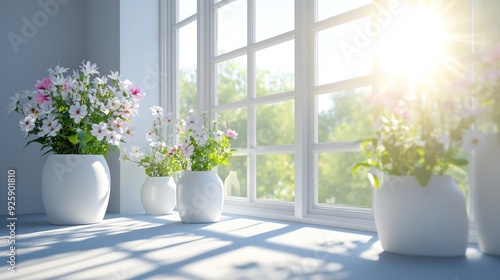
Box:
[36,77,52,91]
[63,83,72,91]
[130,85,144,99]
[36,92,50,104]
[225,128,238,139]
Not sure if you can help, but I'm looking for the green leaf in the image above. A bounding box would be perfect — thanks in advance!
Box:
[368,173,380,188]
[414,166,431,187]
[68,134,78,145]
[77,128,87,151]
[352,162,370,176]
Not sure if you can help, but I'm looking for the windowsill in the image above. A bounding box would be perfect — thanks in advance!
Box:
[2,212,498,279]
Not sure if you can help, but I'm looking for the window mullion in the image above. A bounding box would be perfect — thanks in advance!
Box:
[161,0,176,116]
[294,0,309,218]
[198,0,209,113]
[248,0,257,203]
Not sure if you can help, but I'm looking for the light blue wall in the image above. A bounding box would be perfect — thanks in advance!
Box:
[0,0,84,215]
[0,0,160,215]
[83,0,121,213]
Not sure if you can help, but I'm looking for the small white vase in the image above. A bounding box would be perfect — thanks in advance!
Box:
[373,175,468,257]
[141,176,176,215]
[471,133,500,256]
[176,171,224,223]
[41,154,110,225]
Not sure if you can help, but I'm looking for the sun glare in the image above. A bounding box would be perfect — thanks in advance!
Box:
[378,8,449,82]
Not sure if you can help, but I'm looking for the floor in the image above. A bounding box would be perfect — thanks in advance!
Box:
[1,213,499,280]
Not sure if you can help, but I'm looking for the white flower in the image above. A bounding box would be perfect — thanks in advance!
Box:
[51,75,66,86]
[69,103,87,123]
[214,130,224,142]
[463,130,486,150]
[162,112,174,124]
[146,130,154,142]
[110,117,128,134]
[119,79,132,92]
[119,149,128,161]
[23,102,40,116]
[91,122,109,141]
[150,105,163,118]
[129,146,144,160]
[48,65,68,76]
[154,151,166,162]
[180,137,190,147]
[186,116,201,131]
[183,145,194,158]
[106,131,122,146]
[80,61,99,76]
[7,102,17,114]
[9,92,25,103]
[107,97,121,111]
[194,129,209,146]
[107,71,121,80]
[122,126,137,142]
[19,115,36,135]
[121,99,139,119]
[41,115,61,137]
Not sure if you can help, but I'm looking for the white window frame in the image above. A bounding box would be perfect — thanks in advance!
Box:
[161,0,478,236]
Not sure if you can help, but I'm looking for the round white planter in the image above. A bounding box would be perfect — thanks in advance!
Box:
[471,133,500,256]
[373,175,468,257]
[141,176,176,215]
[176,171,224,223]
[41,154,110,225]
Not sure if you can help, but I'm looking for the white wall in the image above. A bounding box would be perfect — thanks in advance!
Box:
[118,0,161,213]
[0,0,84,215]
[0,0,160,215]
[83,0,122,213]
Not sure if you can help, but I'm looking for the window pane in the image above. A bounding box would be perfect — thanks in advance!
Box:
[316,0,371,22]
[256,100,295,146]
[178,21,197,118]
[218,108,248,148]
[317,152,371,208]
[256,40,295,97]
[317,86,372,143]
[178,0,197,22]
[218,155,248,198]
[217,55,247,104]
[255,0,294,42]
[257,154,294,202]
[317,17,372,85]
[217,0,247,55]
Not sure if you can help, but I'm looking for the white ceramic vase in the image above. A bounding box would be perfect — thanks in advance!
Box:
[373,175,468,257]
[141,176,176,215]
[41,154,110,225]
[471,133,500,256]
[177,171,224,223]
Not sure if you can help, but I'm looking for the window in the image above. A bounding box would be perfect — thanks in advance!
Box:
[163,0,475,228]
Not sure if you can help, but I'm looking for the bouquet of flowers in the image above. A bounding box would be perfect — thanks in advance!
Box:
[120,106,185,177]
[7,61,144,155]
[178,110,238,171]
[354,77,475,187]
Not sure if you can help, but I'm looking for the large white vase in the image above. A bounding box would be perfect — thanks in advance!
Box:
[141,176,176,215]
[373,175,468,257]
[176,171,224,223]
[41,154,110,225]
[471,133,500,256]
